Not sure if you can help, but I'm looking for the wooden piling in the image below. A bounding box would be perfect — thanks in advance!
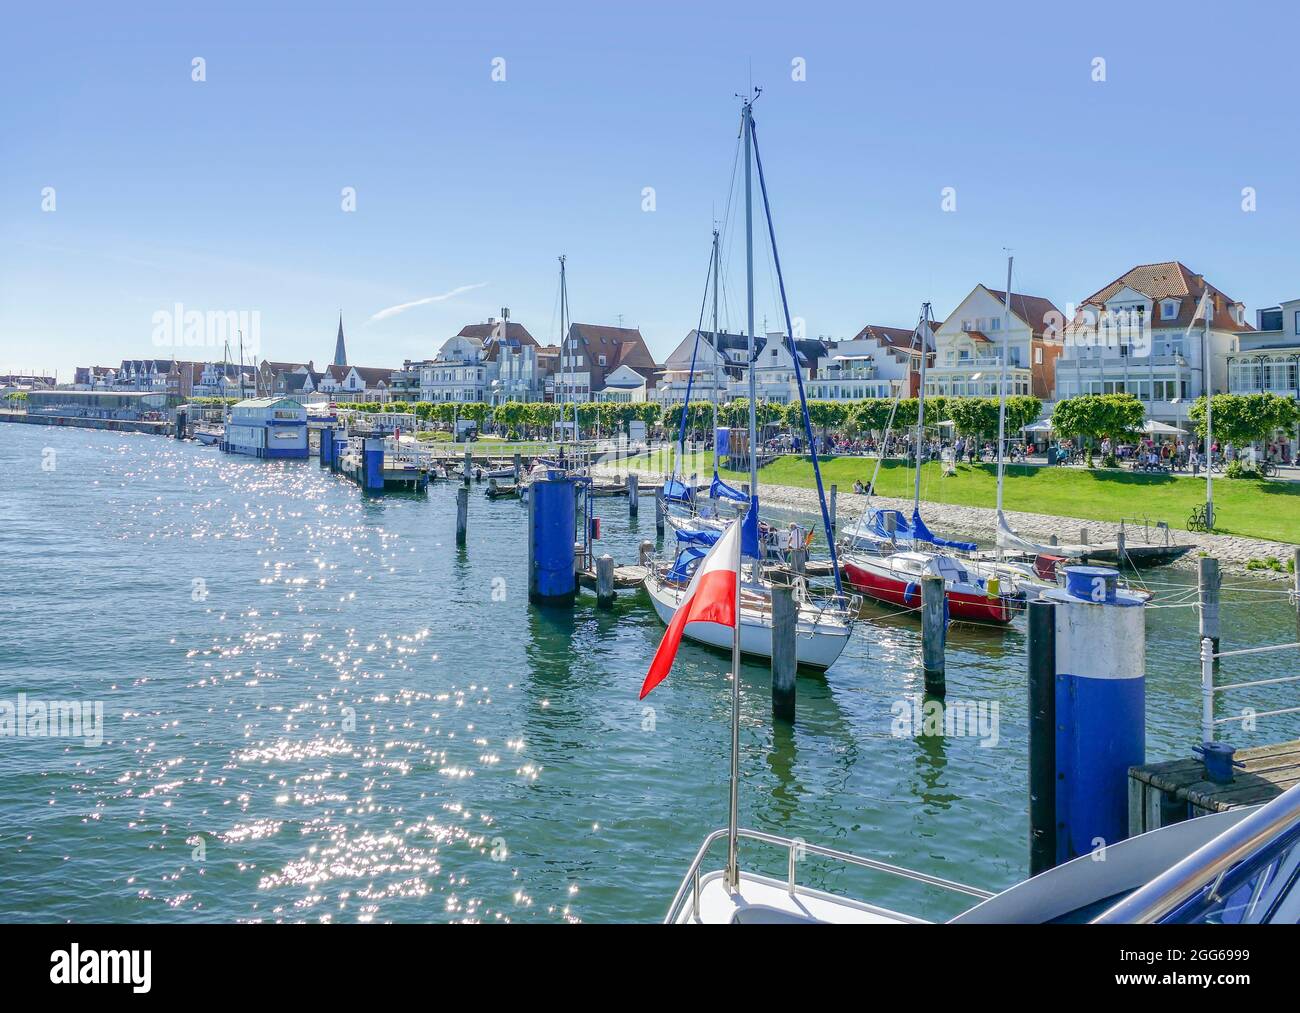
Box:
[1294,547,1300,641]
[1079,527,1089,546]
[627,472,639,516]
[596,554,615,609]
[463,448,472,485]
[654,493,664,536]
[639,539,654,567]
[573,540,585,594]
[771,570,797,722]
[455,486,468,546]
[1117,528,1126,568]
[513,452,522,484]
[921,574,946,696]
[1198,555,1221,653]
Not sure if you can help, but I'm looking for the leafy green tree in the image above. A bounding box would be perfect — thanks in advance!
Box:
[1188,393,1299,449]
[1051,394,1144,465]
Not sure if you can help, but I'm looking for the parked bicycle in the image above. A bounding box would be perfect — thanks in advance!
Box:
[1187,503,1216,532]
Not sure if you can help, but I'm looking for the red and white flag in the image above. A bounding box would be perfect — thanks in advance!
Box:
[639,517,741,699]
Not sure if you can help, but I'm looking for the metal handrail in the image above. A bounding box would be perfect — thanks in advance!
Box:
[1093,781,1300,923]
[664,826,993,924]
[1201,637,1300,741]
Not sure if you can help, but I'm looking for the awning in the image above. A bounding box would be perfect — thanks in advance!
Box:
[1022,420,1054,433]
[1142,419,1185,435]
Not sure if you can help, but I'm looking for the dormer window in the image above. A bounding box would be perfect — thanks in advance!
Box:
[1160,300,1179,320]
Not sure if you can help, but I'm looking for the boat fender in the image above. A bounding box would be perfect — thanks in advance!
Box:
[986,577,1000,599]
[903,581,918,606]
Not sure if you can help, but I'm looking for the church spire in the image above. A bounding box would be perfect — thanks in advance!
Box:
[333,312,347,367]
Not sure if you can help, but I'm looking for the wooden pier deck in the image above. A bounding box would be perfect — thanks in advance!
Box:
[1128,738,1300,836]
[576,564,649,592]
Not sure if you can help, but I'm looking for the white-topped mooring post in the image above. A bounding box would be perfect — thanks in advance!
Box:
[1198,555,1221,653]
[1292,547,1300,640]
[1039,566,1146,865]
[639,539,653,568]
[596,553,615,609]
[1200,636,1216,745]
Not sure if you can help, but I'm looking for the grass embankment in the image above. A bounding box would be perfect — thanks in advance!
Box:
[634,451,1300,544]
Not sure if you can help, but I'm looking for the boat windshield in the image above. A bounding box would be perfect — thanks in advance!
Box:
[1157,823,1300,924]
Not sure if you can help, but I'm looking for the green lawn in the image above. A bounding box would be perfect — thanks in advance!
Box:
[635,451,1300,544]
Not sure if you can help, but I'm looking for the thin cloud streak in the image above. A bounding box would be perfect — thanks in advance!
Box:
[370,283,488,322]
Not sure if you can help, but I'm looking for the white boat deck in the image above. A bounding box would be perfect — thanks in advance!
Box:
[676,870,924,924]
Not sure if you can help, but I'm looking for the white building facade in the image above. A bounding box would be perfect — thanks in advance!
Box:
[1054,262,1249,423]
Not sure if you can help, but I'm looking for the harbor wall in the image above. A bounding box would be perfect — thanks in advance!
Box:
[0,410,170,436]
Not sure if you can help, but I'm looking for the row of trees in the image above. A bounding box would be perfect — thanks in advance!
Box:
[1051,392,1299,466]
[334,395,1049,442]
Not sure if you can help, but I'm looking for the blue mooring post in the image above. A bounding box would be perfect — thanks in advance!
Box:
[362,437,385,493]
[527,470,577,607]
[319,427,334,469]
[1038,566,1146,867]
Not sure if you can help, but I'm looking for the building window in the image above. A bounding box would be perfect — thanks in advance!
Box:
[1294,310,1300,336]
[1161,300,1178,320]
[1034,347,1043,364]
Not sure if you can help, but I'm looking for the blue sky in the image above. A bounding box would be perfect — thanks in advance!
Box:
[2,1,1296,379]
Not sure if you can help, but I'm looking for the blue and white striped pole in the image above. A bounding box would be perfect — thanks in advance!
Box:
[1044,566,1146,864]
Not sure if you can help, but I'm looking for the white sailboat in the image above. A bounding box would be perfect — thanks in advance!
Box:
[644,91,855,670]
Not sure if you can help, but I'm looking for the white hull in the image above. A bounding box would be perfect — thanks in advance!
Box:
[644,572,851,670]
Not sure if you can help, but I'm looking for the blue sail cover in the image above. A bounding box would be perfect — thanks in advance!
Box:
[716,427,731,457]
[667,546,708,582]
[710,473,748,503]
[674,527,720,547]
[662,476,693,504]
[910,508,978,552]
[741,496,760,559]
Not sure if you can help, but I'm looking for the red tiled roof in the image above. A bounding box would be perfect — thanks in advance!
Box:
[851,323,933,353]
[1077,261,1252,332]
[984,289,1064,341]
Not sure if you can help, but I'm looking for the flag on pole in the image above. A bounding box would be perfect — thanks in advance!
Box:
[639,517,742,699]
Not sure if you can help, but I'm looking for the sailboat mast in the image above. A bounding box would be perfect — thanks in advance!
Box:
[912,305,928,516]
[744,102,759,508]
[727,95,758,895]
[996,254,1013,517]
[711,227,721,465]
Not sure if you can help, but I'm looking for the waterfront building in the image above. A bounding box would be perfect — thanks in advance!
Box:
[806,322,937,402]
[655,329,747,406]
[319,364,394,402]
[25,389,179,420]
[417,315,545,404]
[927,286,1064,400]
[557,323,657,403]
[1231,298,1300,457]
[1055,262,1250,423]
[594,363,650,402]
[222,397,308,458]
[72,367,118,390]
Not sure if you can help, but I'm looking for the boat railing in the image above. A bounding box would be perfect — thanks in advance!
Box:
[665,826,994,924]
[1201,637,1300,743]
[1093,781,1300,923]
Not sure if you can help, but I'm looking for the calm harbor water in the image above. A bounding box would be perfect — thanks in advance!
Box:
[2,423,1297,923]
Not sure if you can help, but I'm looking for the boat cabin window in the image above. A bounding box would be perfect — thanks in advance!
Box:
[1158,826,1300,924]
